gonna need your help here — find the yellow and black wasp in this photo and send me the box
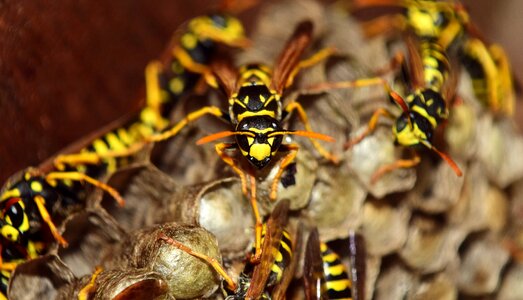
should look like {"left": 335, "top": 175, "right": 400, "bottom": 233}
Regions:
{"left": 53, "top": 13, "right": 250, "bottom": 176}
{"left": 159, "top": 199, "right": 300, "bottom": 300}
{"left": 313, "top": 33, "right": 462, "bottom": 182}
{"left": 146, "top": 20, "right": 336, "bottom": 260}
{"left": 0, "top": 12, "right": 250, "bottom": 298}
{"left": 350, "top": 0, "right": 515, "bottom": 116}
{"left": 303, "top": 229, "right": 366, "bottom": 300}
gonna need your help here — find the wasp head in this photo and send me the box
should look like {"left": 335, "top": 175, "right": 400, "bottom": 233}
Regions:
{"left": 236, "top": 116, "right": 283, "bottom": 169}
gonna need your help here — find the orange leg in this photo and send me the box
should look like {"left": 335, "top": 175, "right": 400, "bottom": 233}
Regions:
{"left": 270, "top": 144, "right": 299, "bottom": 201}
{"left": 285, "top": 47, "right": 338, "bottom": 88}
{"left": 146, "top": 106, "right": 224, "bottom": 143}
{"left": 213, "top": 143, "right": 264, "bottom": 264}
{"left": 215, "top": 143, "right": 248, "bottom": 196}
{"left": 370, "top": 151, "right": 421, "bottom": 184}
{"left": 158, "top": 233, "right": 237, "bottom": 291}
{"left": 344, "top": 108, "right": 394, "bottom": 149}
{"left": 53, "top": 141, "right": 146, "bottom": 171}
{"left": 33, "top": 195, "right": 68, "bottom": 247}
{"left": 45, "top": 172, "right": 125, "bottom": 207}
{"left": 284, "top": 102, "right": 338, "bottom": 164}
{"left": 249, "top": 174, "right": 264, "bottom": 264}
{"left": 77, "top": 267, "right": 103, "bottom": 300}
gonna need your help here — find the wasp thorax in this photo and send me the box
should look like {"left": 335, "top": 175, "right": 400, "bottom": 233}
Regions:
{"left": 236, "top": 116, "right": 283, "bottom": 169}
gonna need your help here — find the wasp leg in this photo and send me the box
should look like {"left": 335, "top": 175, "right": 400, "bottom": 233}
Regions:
{"left": 53, "top": 141, "right": 146, "bottom": 171}
{"left": 285, "top": 47, "right": 337, "bottom": 89}
{"left": 270, "top": 144, "right": 299, "bottom": 201}
{"left": 45, "top": 171, "right": 125, "bottom": 207}
{"left": 0, "top": 262, "right": 18, "bottom": 272}
{"left": 489, "top": 44, "right": 515, "bottom": 115}
{"left": 33, "top": 195, "right": 68, "bottom": 247}
{"left": 214, "top": 143, "right": 264, "bottom": 264}
{"left": 344, "top": 107, "right": 395, "bottom": 149}
{"left": 248, "top": 174, "right": 264, "bottom": 264}
{"left": 462, "top": 38, "right": 500, "bottom": 113}
{"left": 158, "top": 233, "right": 237, "bottom": 291}
{"left": 284, "top": 102, "right": 338, "bottom": 163}
{"left": 436, "top": 17, "right": 462, "bottom": 49}
{"left": 146, "top": 106, "right": 224, "bottom": 143}
{"left": 305, "top": 75, "right": 394, "bottom": 96}
{"left": 215, "top": 143, "right": 248, "bottom": 195}
{"left": 370, "top": 151, "right": 421, "bottom": 184}
{"left": 77, "top": 267, "right": 103, "bottom": 300}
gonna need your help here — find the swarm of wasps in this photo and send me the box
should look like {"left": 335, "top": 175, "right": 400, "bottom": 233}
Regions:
{"left": 2, "top": 0, "right": 523, "bottom": 299}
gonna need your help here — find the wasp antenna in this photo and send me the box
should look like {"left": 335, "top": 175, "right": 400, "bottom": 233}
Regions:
{"left": 422, "top": 141, "right": 463, "bottom": 177}
{"left": 196, "top": 130, "right": 255, "bottom": 145}
{"left": 389, "top": 90, "right": 409, "bottom": 113}
{"left": 269, "top": 130, "right": 335, "bottom": 142}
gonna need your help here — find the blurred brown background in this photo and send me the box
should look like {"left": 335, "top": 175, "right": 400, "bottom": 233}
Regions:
{"left": 0, "top": 0, "right": 521, "bottom": 183}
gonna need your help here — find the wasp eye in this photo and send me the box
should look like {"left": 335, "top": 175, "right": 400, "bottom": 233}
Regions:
{"left": 5, "top": 201, "right": 25, "bottom": 228}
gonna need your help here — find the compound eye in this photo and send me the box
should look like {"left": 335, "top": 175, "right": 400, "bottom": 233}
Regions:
{"left": 5, "top": 200, "right": 25, "bottom": 229}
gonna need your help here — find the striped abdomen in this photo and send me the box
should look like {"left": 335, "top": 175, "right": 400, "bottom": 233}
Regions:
{"left": 320, "top": 242, "right": 352, "bottom": 300}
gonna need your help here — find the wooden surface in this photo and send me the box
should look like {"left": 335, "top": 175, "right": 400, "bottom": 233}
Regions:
{"left": 0, "top": 0, "right": 216, "bottom": 182}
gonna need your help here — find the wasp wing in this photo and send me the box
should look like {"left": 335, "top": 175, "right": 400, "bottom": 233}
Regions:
{"left": 245, "top": 199, "right": 290, "bottom": 299}
{"left": 271, "top": 223, "right": 303, "bottom": 300}
{"left": 271, "top": 21, "right": 314, "bottom": 95}
{"left": 210, "top": 55, "right": 239, "bottom": 98}
{"left": 348, "top": 232, "right": 367, "bottom": 300}
{"left": 403, "top": 33, "right": 426, "bottom": 90}
{"left": 303, "top": 228, "right": 325, "bottom": 300}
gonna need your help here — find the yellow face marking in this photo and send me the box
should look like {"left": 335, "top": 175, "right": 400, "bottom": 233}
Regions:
{"left": 1, "top": 225, "right": 20, "bottom": 242}
{"left": 249, "top": 143, "right": 271, "bottom": 161}
{"left": 394, "top": 121, "right": 428, "bottom": 146}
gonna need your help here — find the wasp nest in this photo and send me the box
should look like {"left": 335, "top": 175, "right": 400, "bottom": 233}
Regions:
{"left": 8, "top": 0, "right": 523, "bottom": 299}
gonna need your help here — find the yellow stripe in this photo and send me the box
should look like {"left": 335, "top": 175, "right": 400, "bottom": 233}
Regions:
{"left": 237, "top": 110, "right": 276, "bottom": 120}
{"left": 271, "top": 263, "right": 283, "bottom": 281}
{"left": 324, "top": 264, "right": 347, "bottom": 277}
{"left": 105, "top": 132, "right": 126, "bottom": 151}
{"left": 326, "top": 279, "right": 352, "bottom": 291}
{"left": 323, "top": 252, "right": 338, "bottom": 263}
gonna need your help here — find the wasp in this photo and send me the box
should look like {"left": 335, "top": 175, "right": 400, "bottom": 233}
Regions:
{"left": 313, "top": 33, "right": 462, "bottom": 182}
{"left": 146, "top": 20, "right": 336, "bottom": 260}
{"left": 0, "top": 239, "right": 37, "bottom": 300}
{"left": 0, "top": 13, "right": 250, "bottom": 297}
{"left": 303, "top": 229, "right": 366, "bottom": 300}
{"left": 159, "top": 199, "right": 300, "bottom": 299}
{"left": 350, "top": 0, "right": 515, "bottom": 116}
{"left": 52, "top": 13, "right": 250, "bottom": 176}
